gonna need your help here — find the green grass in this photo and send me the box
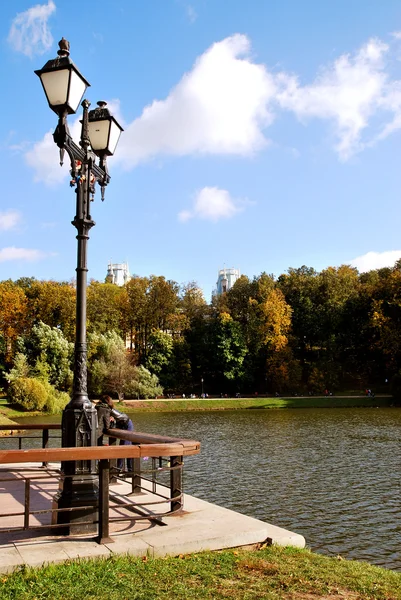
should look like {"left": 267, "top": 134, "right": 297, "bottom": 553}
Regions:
{"left": 123, "top": 395, "right": 393, "bottom": 412}
{"left": 1, "top": 545, "right": 401, "bottom": 599}
{"left": 0, "top": 397, "right": 44, "bottom": 419}
{"left": 0, "top": 395, "right": 394, "bottom": 420}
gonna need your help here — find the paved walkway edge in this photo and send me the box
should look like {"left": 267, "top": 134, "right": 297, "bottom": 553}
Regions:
{"left": 0, "top": 492, "right": 305, "bottom": 572}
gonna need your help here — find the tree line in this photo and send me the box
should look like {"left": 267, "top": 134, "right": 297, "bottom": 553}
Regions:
{"left": 1, "top": 261, "right": 401, "bottom": 405}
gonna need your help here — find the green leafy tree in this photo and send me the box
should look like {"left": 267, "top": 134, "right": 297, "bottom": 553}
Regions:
{"left": 92, "top": 345, "right": 136, "bottom": 400}
{"left": 18, "top": 322, "right": 73, "bottom": 391}
{"left": 8, "top": 377, "right": 69, "bottom": 413}
{"left": 124, "top": 366, "right": 163, "bottom": 399}
{"left": 88, "top": 331, "right": 128, "bottom": 398}
{"left": 210, "top": 312, "right": 248, "bottom": 387}
{"left": 6, "top": 352, "right": 30, "bottom": 382}
{"left": 145, "top": 330, "right": 174, "bottom": 377}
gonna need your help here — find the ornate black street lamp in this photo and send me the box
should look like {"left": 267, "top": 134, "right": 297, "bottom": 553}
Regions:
{"left": 35, "top": 38, "right": 123, "bottom": 532}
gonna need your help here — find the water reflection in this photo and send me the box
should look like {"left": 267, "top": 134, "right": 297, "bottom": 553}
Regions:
{"left": 10, "top": 407, "right": 401, "bottom": 570}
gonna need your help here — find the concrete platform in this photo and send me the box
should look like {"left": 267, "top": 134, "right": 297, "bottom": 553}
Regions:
{"left": 0, "top": 464, "right": 305, "bottom": 573}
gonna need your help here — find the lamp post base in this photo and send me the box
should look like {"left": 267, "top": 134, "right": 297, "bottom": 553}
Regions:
{"left": 54, "top": 403, "right": 99, "bottom": 534}
{"left": 53, "top": 477, "right": 99, "bottom": 534}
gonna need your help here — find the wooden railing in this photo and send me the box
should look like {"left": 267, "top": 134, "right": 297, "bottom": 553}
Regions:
{"left": 0, "top": 424, "right": 200, "bottom": 543}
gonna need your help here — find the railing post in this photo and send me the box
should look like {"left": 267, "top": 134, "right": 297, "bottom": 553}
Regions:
{"left": 42, "top": 427, "right": 49, "bottom": 467}
{"left": 24, "top": 479, "right": 30, "bottom": 529}
{"left": 170, "top": 455, "right": 183, "bottom": 512}
{"left": 131, "top": 457, "right": 141, "bottom": 494}
{"left": 108, "top": 436, "right": 117, "bottom": 483}
{"left": 97, "top": 459, "right": 113, "bottom": 544}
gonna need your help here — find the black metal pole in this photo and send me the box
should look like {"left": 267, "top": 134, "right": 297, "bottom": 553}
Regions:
{"left": 55, "top": 100, "right": 99, "bottom": 534}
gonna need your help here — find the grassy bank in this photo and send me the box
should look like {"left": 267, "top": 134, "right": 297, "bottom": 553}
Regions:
{"left": 0, "top": 398, "right": 22, "bottom": 434}
{"left": 0, "top": 395, "right": 395, "bottom": 420}
{"left": 0, "top": 397, "right": 44, "bottom": 420}
{"left": 2, "top": 545, "right": 401, "bottom": 599}
{"left": 122, "top": 395, "right": 394, "bottom": 412}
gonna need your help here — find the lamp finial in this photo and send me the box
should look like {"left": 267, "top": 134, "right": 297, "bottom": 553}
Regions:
{"left": 57, "top": 38, "right": 70, "bottom": 57}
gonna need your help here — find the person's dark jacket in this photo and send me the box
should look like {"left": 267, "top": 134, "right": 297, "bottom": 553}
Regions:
{"left": 95, "top": 400, "right": 112, "bottom": 445}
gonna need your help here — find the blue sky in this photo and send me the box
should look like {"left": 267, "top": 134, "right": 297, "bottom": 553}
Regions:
{"left": 2, "top": 0, "right": 401, "bottom": 300}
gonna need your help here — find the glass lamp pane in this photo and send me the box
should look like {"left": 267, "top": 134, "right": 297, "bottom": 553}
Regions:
{"left": 68, "top": 70, "right": 87, "bottom": 113}
{"left": 40, "top": 69, "right": 70, "bottom": 107}
{"left": 88, "top": 120, "right": 110, "bottom": 151}
{"left": 108, "top": 120, "right": 122, "bottom": 155}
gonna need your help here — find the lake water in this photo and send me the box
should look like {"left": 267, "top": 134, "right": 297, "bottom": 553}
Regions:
{"left": 10, "top": 407, "right": 401, "bottom": 571}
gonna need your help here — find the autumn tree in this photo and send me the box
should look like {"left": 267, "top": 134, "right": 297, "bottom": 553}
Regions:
{"left": 181, "top": 282, "right": 207, "bottom": 321}
{"left": 24, "top": 280, "right": 76, "bottom": 341}
{"left": 87, "top": 280, "right": 124, "bottom": 335}
{"left": 123, "top": 277, "right": 149, "bottom": 358}
{"left": 0, "top": 281, "right": 28, "bottom": 364}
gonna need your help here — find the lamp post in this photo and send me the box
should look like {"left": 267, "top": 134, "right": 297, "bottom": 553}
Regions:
{"left": 35, "top": 38, "right": 123, "bottom": 532}
{"left": 201, "top": 378, "right": 204, "bottom": 397}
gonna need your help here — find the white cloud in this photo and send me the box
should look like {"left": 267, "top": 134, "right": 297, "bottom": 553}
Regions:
{"left": 179, "top": 187, "right": 246, "bottom": 222}
{"left": 277, "top": 38, "right": 389, "bottom": 160}
{"left": 25, "top": 131, "right": 70, "bottom": 186}
{"left": 349, "top": 250, "right": 401, "bottom": 272}
{"left": 0, "top": 247, "right": 50, "bottom": 263}
{"left": 26, "top": 33, "right": 401, "bottom": 182}
{"left": 0, "top": 211, "right": 21, "bottom": 231}
{"left": 25, "top": 117, "right": 82, "bottom": 186}
{"left": 24, "top": 103, "right": 123, "bottom": 186}
{"left": 117, "top": 34, "right": 276, "bottom": 168}
{"left": 8, "top": 0, "right": 56, "bottom": 57}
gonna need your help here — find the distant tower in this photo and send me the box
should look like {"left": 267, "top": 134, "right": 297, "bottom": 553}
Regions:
{"left": 106, "top": 261, "right": 131, "bottom": 286}
{"left": 213, "top": 267, "right": 240, "bottom": 296}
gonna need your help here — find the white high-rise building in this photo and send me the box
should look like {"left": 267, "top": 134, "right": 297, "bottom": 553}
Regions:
{"left": 213, "top": 267, "right": 240, "bottom": 296}
{"left": 106, "top": 262, "right": 131, "bottom": 286}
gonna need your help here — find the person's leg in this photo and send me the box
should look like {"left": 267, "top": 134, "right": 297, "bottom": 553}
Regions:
{"left": 126, "top": 420, "right": 134, "bottom": 472}
{"left": 117, "top": 439, "right": 127, "bottom": 470}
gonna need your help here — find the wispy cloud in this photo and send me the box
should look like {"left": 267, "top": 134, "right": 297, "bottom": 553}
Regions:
{"left": 0, "top": 247, "right": 51, "bottom": 263}
{"left": 350, "top": 250, "right": 401, "bottom": 272}
{"left": 186, "top": 5, "right": 198, "bottom": 23}
{"left": 25, "top": 117, "right": 82, "bottom": 186}
{"left": 24, "top": 104, "right": 122, "bottom": 186}
{"left": 277, "top": 38, "right": 389, "bottom": 160}
{"left": 8, "top": 0, "right": 56, "bottom": 57}
{"left": 25, "top": 131, "right": 70, "bottom": 186}
{"left": 40, "top": 221, "right": 57, "bottom": 229}
{"left": 179, "top": 187, "right": 248, "bottom": 222}
{"left": 0, "top": 211, "right": 22, "bottom": 231}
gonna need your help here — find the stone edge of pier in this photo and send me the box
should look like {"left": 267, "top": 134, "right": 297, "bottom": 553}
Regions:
{"left": 0, "top": 484, "right": 305, "bottom": 573}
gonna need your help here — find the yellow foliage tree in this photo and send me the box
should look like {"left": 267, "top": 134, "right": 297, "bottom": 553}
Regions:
{"left": 259, "top": 288, "right": 292, "bottom": 352}
{"left": 0, "top": 282, "right": 28, "bottom": 362}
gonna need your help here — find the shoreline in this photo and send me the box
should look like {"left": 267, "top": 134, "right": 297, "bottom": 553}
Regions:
{"left": 0, "top": 395, "right": 396, "bottom": 421}
{"left": 121, "top": 395, "right": 395, "bottom": 412}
